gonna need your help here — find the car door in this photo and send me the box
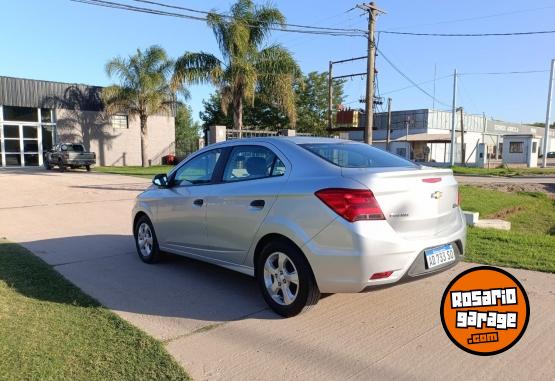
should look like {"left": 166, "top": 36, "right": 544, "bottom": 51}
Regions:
{"left": 155, "top": 148, "right": 224, "bottom": 257}
{"left": 203, "top": 144, "right": 289, "bottom": 264}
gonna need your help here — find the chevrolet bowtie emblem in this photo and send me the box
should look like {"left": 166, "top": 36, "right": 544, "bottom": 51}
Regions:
{"left": 431, "top": 191, "right": 443, "bottom": 199}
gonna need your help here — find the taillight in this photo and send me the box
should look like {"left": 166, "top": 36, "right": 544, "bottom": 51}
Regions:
{"left": 315, "top": 188, "right": 385, "bottom": 222}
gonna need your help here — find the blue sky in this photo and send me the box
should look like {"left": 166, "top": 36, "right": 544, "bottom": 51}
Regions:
{"left": 1, "top": 0, "right": 555, "bottom": 124}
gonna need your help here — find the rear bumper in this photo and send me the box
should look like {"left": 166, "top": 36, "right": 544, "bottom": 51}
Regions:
{"left": 65, "top": 159, "right": 96, "bottom": 166}
{"left": 301, "top": 208, "right": 467, "bottom": 293}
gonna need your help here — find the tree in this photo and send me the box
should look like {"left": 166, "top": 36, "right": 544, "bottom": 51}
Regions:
{"left": 172, "top": 0, "right": 300, "bottom": 136}
{"left": 175, "top": 104, "right": 201, "bottom": 154}
{"left": 295, "top": 71, "right": 345, "bottom": 136}
{"left": 199, "top": 71, "right": 345, "bottom": 134}
{"left": 199, "top": 93, "right": 288, "bottom": 130}
{"left": 103, "top": 45, "right": 184, "bottom": 167}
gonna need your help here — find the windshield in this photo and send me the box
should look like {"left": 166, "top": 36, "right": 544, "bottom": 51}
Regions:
{"left": 301, "top": 143, "right": 417, "bottom": 168}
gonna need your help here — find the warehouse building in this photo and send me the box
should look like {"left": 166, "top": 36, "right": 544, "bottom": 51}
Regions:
{"left": 336, "top": 108, "right": 555, "bottom": 166}
{"left": 0, "top": 76, "right": 175, "bottom": 167}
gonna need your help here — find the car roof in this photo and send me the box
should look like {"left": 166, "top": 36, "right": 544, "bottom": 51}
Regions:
{"left": 207, "top": 136, "right": 351, "bottom": 149}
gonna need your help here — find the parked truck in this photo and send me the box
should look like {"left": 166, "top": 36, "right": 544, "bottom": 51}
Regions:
{"left": 44, "top": 143, "right": 96, "bottom": 172}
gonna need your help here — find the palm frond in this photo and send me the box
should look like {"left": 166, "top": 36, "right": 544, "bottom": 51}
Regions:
{"left": 172, "top": 52, "right": 223, "bottom": 89}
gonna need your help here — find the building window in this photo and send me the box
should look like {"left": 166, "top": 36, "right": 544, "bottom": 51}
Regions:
{"left": 532, "top": 142, "right": 537, "bottom": 154}
{"left": 396, "top": 148, "right": 407, "bottom": 158}
{"left": 3, "top": 106, "right": 38, "bottom": 122}
{"left": 111, "top": 114, "right": 128, "bottom": 129}
{"left": 509, "top": 142, "right": 523, "bottom": 153}
{"left": 41, "top": 108, "right": 53, "bottom": 123}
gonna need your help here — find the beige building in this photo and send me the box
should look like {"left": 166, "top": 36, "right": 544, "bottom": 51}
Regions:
{"left": 0, "top": 76, "right": 175, "bottom": 167}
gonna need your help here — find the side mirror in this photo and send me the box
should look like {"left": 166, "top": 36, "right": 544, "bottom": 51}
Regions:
{"left": 153, "top": 173, "right": 169, "bottom": 188}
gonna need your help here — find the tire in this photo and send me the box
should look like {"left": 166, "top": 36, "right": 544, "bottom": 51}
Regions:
{"left": 58, "top": 159, "right": 65, "bottom": 172}
{"left": 134, "top": 215, "right": 162, "bottom": 264}
{"left": 44, "top": 160, "right": 52, "bottom": 170}
{"left": 256, "top": 239, "right": 320, "bottom": 317}
{"left": 85, "top": 165, "right": 91, "bottom": 172}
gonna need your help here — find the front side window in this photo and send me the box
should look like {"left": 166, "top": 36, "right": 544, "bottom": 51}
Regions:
{"left": 222, "top": 146, "right": 284, "bottom": 182}
{"left": 509, "top": 142, "right": 523, "bottom": 153}
{"left": 173, "top": 149, "right": 222, "bottom": 186}
{"left": 302, "top": 143, "right": 417, "bottom": 168}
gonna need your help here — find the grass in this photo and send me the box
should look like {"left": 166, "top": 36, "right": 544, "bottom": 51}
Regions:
{"left": 94, "top": 165, "right": 173, "bottom": 178}
{"left": 465, "top": 228, "right": 555, "bottom": 273}
{"left": 460, "top": 185, "right": 555, "bottom": 272}
{"left": 460, "top": 185, "right": 555, "bottom": 235}
{"left": 0, "top": 240, "right": 189, "bottom": 381}
{"left": 452, "top": 166, "right": 555, "bottom": 177}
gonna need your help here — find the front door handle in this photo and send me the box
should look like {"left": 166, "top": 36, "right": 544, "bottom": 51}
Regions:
{"left": 193, "top": 199, "right": 204, "bottom": 206}
{"left": 250, "top": 200, "right": 265, "bottom": 208}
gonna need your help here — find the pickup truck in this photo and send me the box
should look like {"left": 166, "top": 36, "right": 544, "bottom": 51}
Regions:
{"left": 44, "top": 143, "right": 96, "bottom": 172}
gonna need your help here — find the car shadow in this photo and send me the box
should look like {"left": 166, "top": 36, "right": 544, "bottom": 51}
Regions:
{"left": 11, "top": 234, "right": 282, "bottom": 323}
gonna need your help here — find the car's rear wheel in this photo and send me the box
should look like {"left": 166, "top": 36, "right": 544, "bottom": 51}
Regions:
{"left": 256, "top": 239, "right": 320, "bottom": 317}
{"left": 134, "top": 216, "right": 162, "bottom": 264}
{"left": 85, "top": 165, "right": 91, "bottom": 172}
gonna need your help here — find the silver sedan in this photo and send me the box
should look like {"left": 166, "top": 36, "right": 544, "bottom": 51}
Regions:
{"left": 132, "top": 137, "right": 466, "bottom": 317}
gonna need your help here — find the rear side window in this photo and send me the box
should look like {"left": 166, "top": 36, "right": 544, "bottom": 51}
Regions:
{"left": 61, "top": 144, "right": 85, "bottom": 152}
{"left": 223, "top": 145, "right": 285, "bottom": 182}
{"left": 301, "top": 143, "right": 417, "bottom": 168}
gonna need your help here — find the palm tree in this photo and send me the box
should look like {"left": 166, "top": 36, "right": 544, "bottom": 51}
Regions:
{"left": 103, "top": 45, "right": 183, "bottom": 167}
{"left": 172, "top": 0, "right": 300, "bottom": 135}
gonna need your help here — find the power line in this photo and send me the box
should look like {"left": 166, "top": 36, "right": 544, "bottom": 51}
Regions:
{"left": 458, "top": 69, "right": 550, "bottom": 76}
{"left": 385, "top": 4, "right": 555, "bottom": 31}
{"left": 70, "top": 0, "right": 367, "bottom": 36}
{"left": 375, "top": 47, "right": 450, "bottom": 107}
{"left": 378, "top": 29, "right": 555, "bottom": 37}
{"left": 132, "top": 0, "right": 367, "bottom": 33}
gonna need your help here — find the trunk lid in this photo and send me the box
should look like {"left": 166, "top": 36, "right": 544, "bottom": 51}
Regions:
{"left": 342, "top": 166, "right": 460, "bottom": 238}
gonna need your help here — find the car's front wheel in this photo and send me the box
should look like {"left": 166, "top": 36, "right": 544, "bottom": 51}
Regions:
{"left": 134, "top": 216, "right": 162, "bottom": 263}
{"left": 256, "top": 239, "right": 320, "bottom": 317}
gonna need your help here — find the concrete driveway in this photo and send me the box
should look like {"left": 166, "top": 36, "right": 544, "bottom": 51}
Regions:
{"left": 1, "top": 169, "right": 554, "bottom": 380}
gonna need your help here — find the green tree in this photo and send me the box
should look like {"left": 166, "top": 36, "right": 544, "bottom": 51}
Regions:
{"left": 175, "top": 104, "right": 201, "bottom": 154}
{"left": 295, "top": 71, "right": 345, "bottom": 136}
{"left": 172, "top": 0, "right": 300, "bottom": 136}
{"left": 199, "top": 93, "right": 288, "bottom": 130}
{"left": 103, "top": 45, "right": 184, "bottom": 167}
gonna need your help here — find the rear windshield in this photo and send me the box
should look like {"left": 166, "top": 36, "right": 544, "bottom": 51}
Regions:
{"left": 301, "top": 143, "right": 417, "bottom": 168}
{"left": 61, "top": 144, "right": 85, "bottom": 152}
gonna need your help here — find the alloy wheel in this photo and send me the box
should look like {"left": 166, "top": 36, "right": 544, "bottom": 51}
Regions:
{"left": 263, "top": 252, "right": 299, "bottom": 306}
{"left": 137, "top": 222, "right": 154, "bottom": 258}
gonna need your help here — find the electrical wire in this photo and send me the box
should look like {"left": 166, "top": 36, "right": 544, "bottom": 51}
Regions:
{"left": 376, "top": 47, "right": 451, "bottom": 107}
{"left": 70, "top": 0, "right": 368, "bottom": 37}
{"left": 378, "top": 29, "right": 555, "bottom": 37}
{"left": 384, "top": 4, "right": 555, "bottom": 31}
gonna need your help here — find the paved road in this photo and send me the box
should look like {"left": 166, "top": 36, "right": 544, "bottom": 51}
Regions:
{"left": 1, "top": 169, "right": 554, "bottom": 380}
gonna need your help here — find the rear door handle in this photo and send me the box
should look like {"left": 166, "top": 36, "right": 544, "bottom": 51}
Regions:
{"left": 250, "top": 200, "right": 265, "bottom": 208}
{"left": 193, "top": 199, "right": 204, "bottom": 206}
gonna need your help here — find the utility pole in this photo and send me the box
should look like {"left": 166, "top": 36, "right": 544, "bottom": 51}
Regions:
{"left": 450, "top": 69, "right": 457, "bottom": 166}
{"left": 459, "top": 107, "right": 465, "bottom": 165}
{"left": 386, "top": 97, "right": 392, "bottom": 151}
{"left": 357, "top": 2, "right": 385, "bottom": 145}
{"left": 328, "top": 61, "right": 333, "bottom": 130}
{"left": 542, "top": 59, "right": 555, "bottom": 168}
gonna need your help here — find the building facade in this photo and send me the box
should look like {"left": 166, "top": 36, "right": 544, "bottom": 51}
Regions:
{"left": 0, "top": 76, "right": 175, "bottom": 167}
{"left": 337, "top": 108, "right": 555, "bottom": 165}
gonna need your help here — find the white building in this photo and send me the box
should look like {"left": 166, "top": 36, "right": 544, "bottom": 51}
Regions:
{"left": 337, "top": 109, "right": 555, "bottom": 166}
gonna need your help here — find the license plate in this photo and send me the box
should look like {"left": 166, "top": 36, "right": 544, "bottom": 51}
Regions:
{"left": 425, "top": 244, "right": 455, "bottom": 269}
